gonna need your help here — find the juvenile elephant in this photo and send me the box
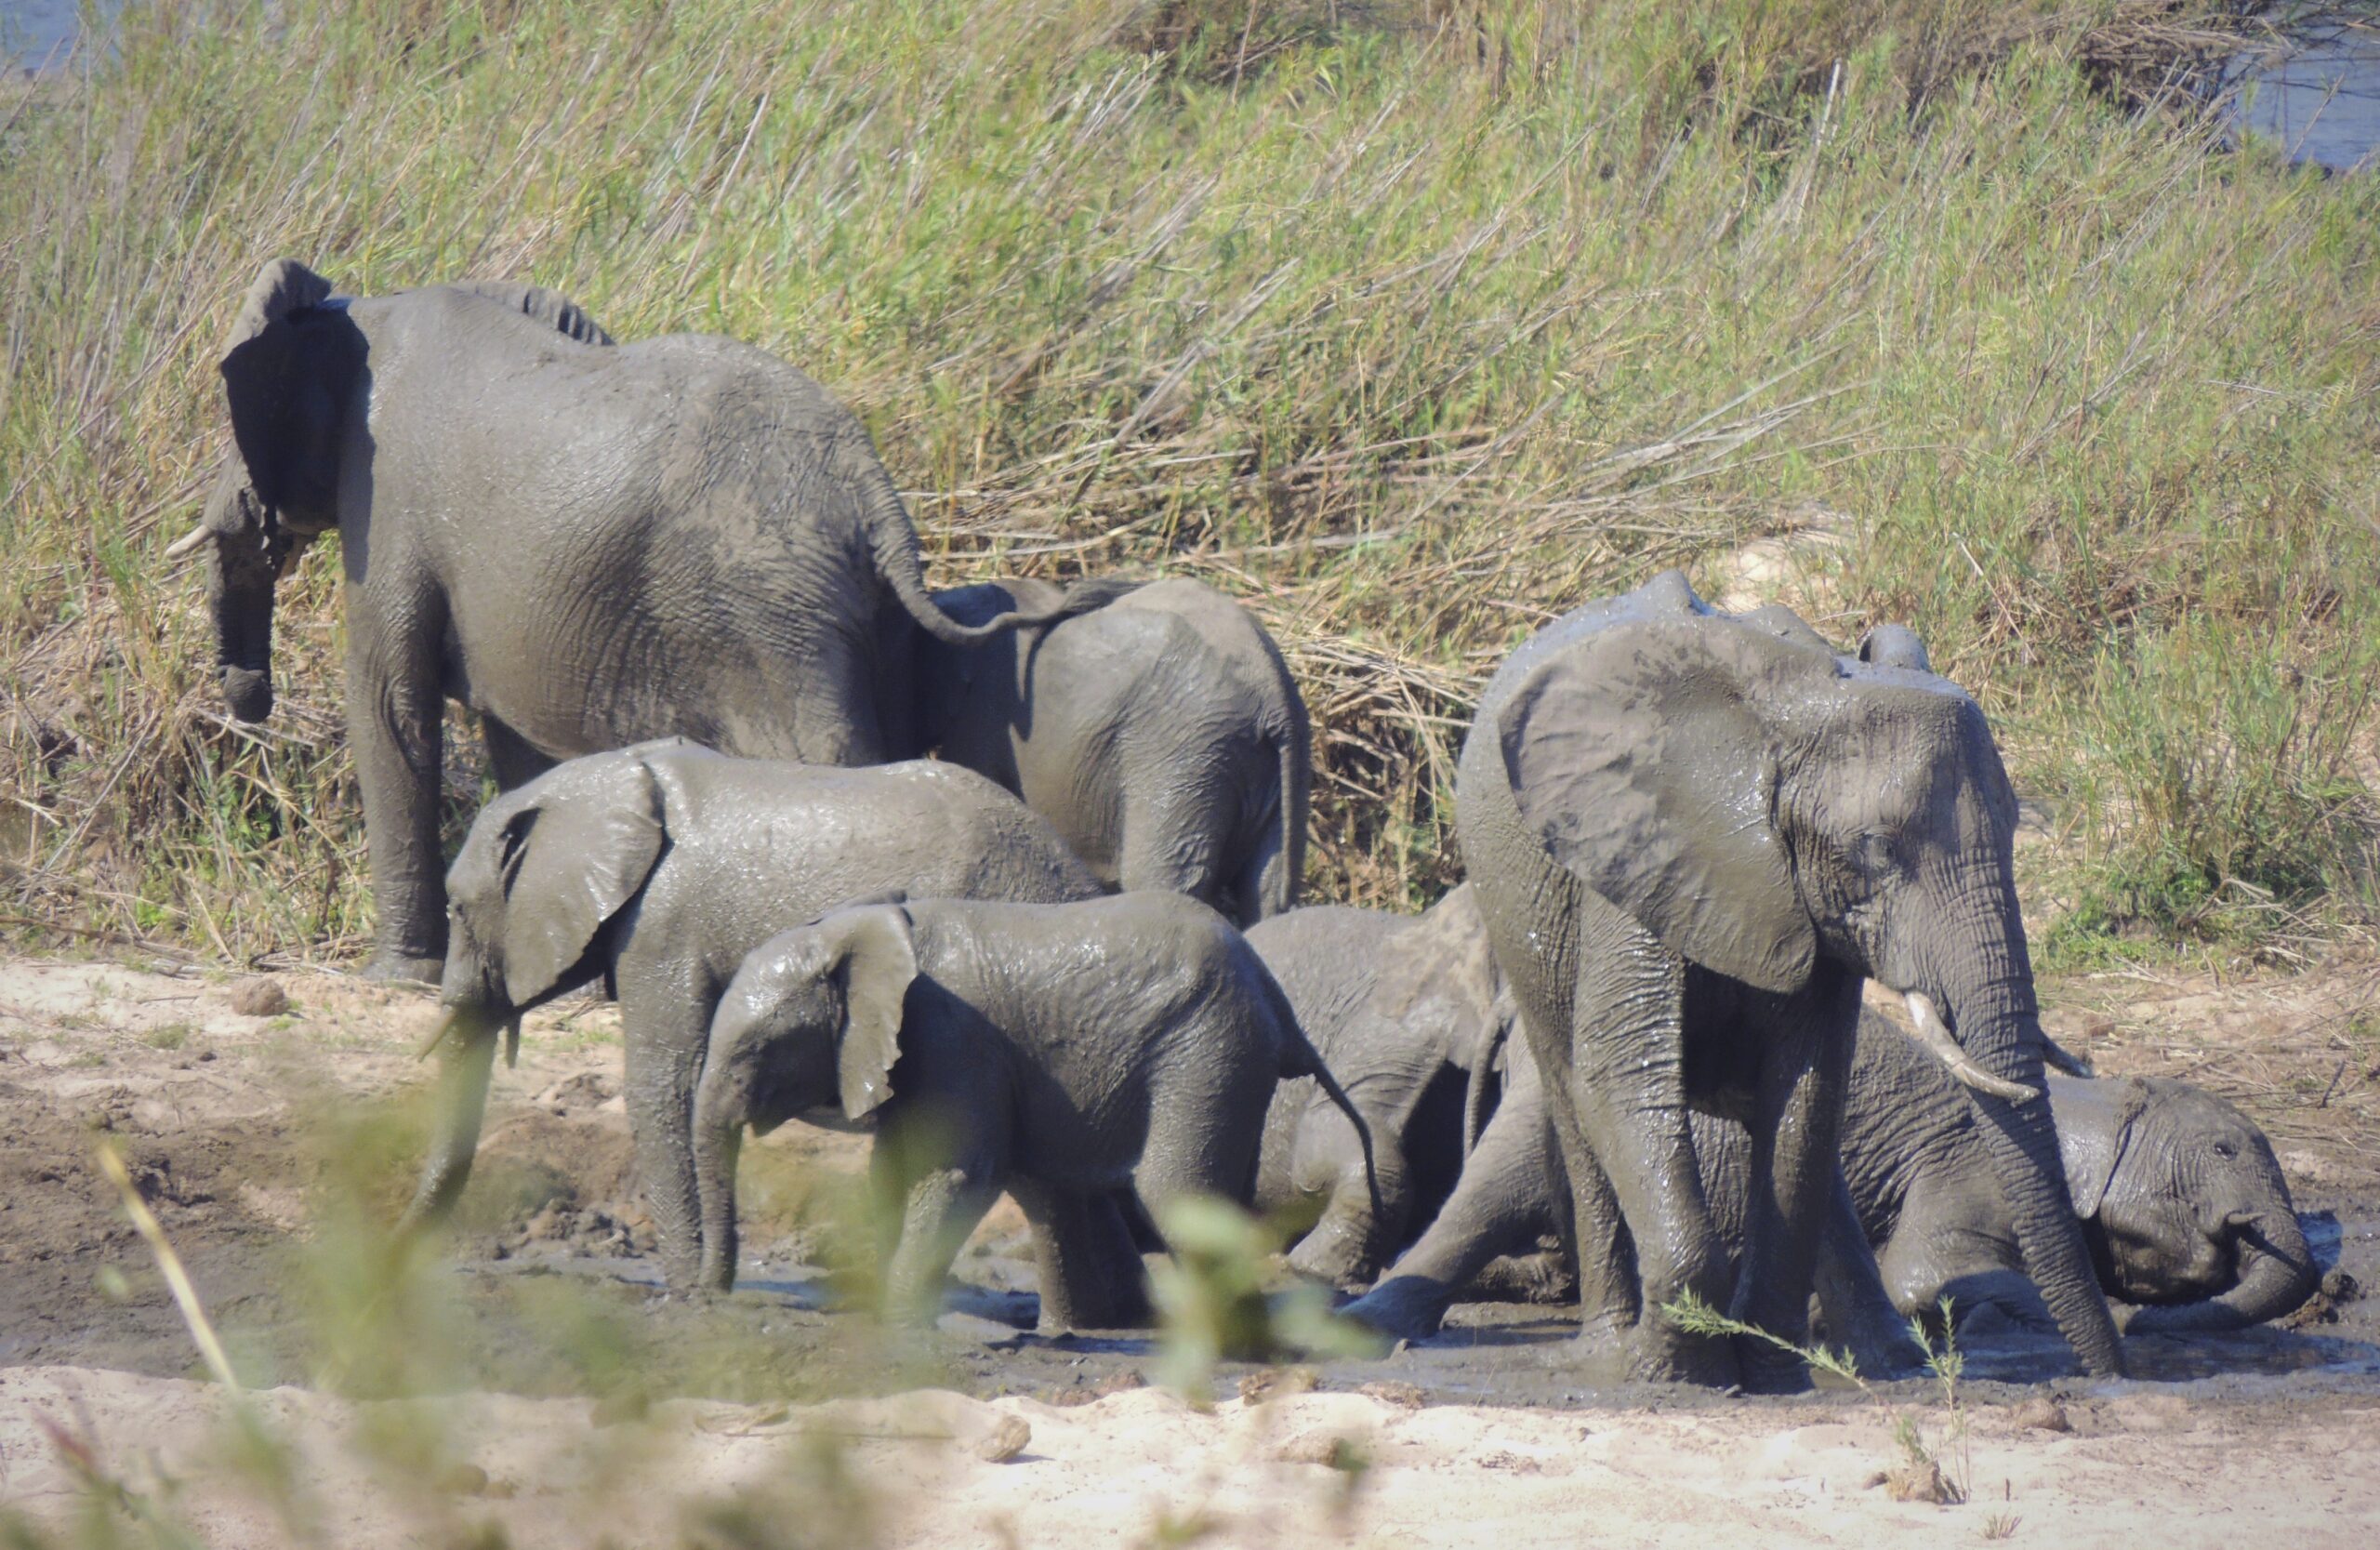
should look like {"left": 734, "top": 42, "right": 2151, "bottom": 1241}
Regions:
{"left": 171, "top": 259, "right": 1089, "bottom": 983}
{"left": 1417, "top": 570, "right": 2122, "bottom": 1385}
{"left": 403, "top": 742, "right": 1102, "bottom": 1290}
{"left": 696, "top": 894, "right": 1373, "bottom": 1330}
{"left": 918, "top": 577, "right": 1311, "bottom": 925}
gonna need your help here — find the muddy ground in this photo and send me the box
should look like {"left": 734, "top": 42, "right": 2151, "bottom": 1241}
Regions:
{"left": 2, "top": 948, "right": 2376, "bottom": 1544}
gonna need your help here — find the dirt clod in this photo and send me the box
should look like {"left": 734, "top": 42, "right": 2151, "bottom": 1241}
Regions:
{"left": 1239, "top": 1366, "right": 1318, "bottom": 1403}
{"left": 1275, "top": 1429, "right": 1358, "bottom": 1466}
{"left": 967, "top": 1414, "right": 1032, "bottom": 1463}
{"left": 1356, "top": 1381, "right": 1425, "bottom": 1411}
{"left": 1045, "top": 1370, "right": 1144, "bottom": 1408}
{"left": 228, "top": 978, "right": 288, "bottom": 1017}
{"left": 2014, "top": 1397, "right": 2070, "bottom": 1433}
{"left": 437, "top": 1462, "right": 491, "bottom": 1496}
{"left": 1884, "top": 1457, "right": 1961, "bottom": 1504}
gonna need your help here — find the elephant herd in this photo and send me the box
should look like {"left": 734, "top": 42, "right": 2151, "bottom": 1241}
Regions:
{"left": 170, "top": 259, "right": 2317, "bottom": 1391}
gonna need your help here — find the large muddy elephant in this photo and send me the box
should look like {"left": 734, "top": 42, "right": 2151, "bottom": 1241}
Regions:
{"left": 403, "top": 741, "right": 1102, "bottom": 1290}
{"left": 1414, "top": 570, "right": 2122, "bottom": 1385}
{"left": 1259, "top": 894, "right": 2314, "bottom": 1352}
{"left": 917, "top": 577, "right": 1311, "bottom": 926}
{"left": 697, "top": 894, "right": 1372, "bottom": 1327}
{"left": 171, "top": 259, "right": 1091, "bottom": 983}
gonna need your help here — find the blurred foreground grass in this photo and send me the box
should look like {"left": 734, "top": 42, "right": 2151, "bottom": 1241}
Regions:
{"left": 3, "top": 0, "right": 2376, "bottom": 964}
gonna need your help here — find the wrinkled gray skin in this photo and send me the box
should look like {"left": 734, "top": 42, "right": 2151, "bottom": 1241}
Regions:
{"left": 1806, "top": 1016, "right": 2317, "bottom": 1336}
{"left": 1259, "top": 896, "right": 2311, "bottom": 1350}
{"left": 183, "top": 259, "right": 1087, "bottom": 984}
{"left": 1251, "top": 892, "right": 1928, "bottom": 1380}
{"left": 1404, "top": 570, "right": 2122, "bottom": 1386}
{"left": 915, "top": 577, "right": 1311, "bottom": 926}
{"left": 403, "top": 742, "right": 1102, "bottom": 1292}
{"left": 698, "top": 893, "right": 1373, "bottom": 1330}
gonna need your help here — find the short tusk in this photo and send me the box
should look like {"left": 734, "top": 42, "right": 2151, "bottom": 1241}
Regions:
{"left": 415, "top": 1007, "right": 463, "bottom": 1060}
{"left": 1905, "top": 990, "right": 2039, "bottom": 1104}
{"left": 2040, "top": 1033, "right": 2095, "bottom": 1078}
{"left": 163, "top": 523, "right": 211, "bottom": 560}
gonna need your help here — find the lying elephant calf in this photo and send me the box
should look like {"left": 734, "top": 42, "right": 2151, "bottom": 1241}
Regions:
{"left": 1256, "top": 891, "right": 2319, "bottom": 1347}
{"left": 696, "top": 893, "right": 1375, "bottom": 1330}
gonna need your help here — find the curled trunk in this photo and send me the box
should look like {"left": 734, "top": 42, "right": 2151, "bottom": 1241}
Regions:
{"left": 2127, "top": 1210, "right": 2318, "bottom": 1332}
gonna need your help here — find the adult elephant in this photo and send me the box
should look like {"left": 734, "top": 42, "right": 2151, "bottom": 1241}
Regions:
{"left": 168, "top": 258, "right": 1090, "bottom": 983}
{"left": 1433, "top": 570, "right": 2122, "bottom": 1386}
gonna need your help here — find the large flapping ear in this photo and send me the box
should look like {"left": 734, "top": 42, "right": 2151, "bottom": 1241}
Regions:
{"left": 826, "top": 904, "right": 920, "bottom": 1120}
{"left": 496, "top": 755, "right": 667, "bottom": 1007}
{"left": 2050, "top": 1074, "right": 2147, "bottom": 1220}
{"left": 1498, "top": 614, "right": 1823, "bottom": 994}
{"left": 217, "top": 259, "right": 337, "bottom": 513}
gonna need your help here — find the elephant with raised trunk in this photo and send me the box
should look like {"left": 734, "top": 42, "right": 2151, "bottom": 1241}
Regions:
{"left": 1419, "top": 570, "right": 2122, "bottom": 1386}
{"left": 917, "top": 576, "right": 1311, "bottom": 926}
{"left": 402, "top": 741, "right": 1102, "bottom": 1291}
{"left": 696, "top": 894, "right": 1374, "bottom": 1329}
{"left": 172, "top": 259, "right": 1095, "bottom": 983}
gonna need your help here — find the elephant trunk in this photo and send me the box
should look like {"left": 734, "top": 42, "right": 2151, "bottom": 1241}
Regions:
{"left": 204, "top": 526, "right": 278, "bottom": 723}
{"left": 396, "top": 1006, "right": 504, "bottom": 1232}
{"left": 1928, "top": 907, "right": 2126, "bottom": 1377}
{"left": 2127, "top": 1208, "right": 2318, "bottom": 1333}
{"left": 692, "top": 1075, "right": 745, "bottom": 1293}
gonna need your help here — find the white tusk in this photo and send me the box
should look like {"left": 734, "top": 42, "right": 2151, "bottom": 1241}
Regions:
{"left": 1905, "top": 990, "right": 2038, "bottom": 1104}
{"left": 163, "top": 524, "right": 211, "bottom": 560}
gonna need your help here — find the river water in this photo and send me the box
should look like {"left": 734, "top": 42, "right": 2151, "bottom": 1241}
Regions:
{"left": 3, "top": 3, "right": 2377, "bottom": 162}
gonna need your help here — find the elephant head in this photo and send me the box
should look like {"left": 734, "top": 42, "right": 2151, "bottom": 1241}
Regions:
{"left": 167, "top": 261, "right": 613, "bottom": 722}
{"left": 165, "top": 259, "right": 356, "bottom": 722}
{"left": 695, "top": 906, "right": 919, "bottom": 1289}
{"left": 2056, "top": 1073, "right": 2318, "bottom": 1331}
{"left": 402, "top": 746, "right": 674, "bottom": 1226}
{"left": 1489, "top": 573, "right": 2122, "bottom": 1374}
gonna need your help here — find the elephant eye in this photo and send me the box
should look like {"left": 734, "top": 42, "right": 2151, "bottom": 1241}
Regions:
{"left": 2213, "top": 1141, "right": 2237, "bottom": 1160}
{"left": 1857, "top": 831, "right": 1898, "bottom": 872}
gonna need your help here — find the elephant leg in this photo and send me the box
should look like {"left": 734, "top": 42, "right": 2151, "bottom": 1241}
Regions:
{"left": 350, "top": 609, "right": 450, "bottom": 983}
{"left": 879, "top": 1160, "right": 1001, "bottom": 1325}
{"left": 1011, "top": 1180, "right": 1146, "bottom": 1333}
{"left": 1554, "top": 926, "right": 1735, "bottom": 1384}
{"left": 1726, "top": 978, "right": 1858, "bottom": 1394}
{"left": 481, "top": 712, "right": 557, "bottom": 792}
{"left": 1813, "top": 1167, "right": 1929, "bottom": 1380}
{"left": 1116, "top": 796, "right": 1229, "bottom": 918}
{"left": 1284, "top": 1100, "right": 1411, "bottom": 1291}
{"left": 1343, "top": 1080, "right": 1569, "bottom": 1342}
{"left": 619, "top": 962, "right": 719, "bottom": 1292}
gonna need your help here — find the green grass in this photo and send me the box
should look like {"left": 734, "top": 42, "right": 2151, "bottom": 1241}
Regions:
{"left": 3, "top": 0, "right": 2375, "bottom": 965}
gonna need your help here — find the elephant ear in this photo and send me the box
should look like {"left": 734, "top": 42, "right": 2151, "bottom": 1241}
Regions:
{"left": 217, "top": 259, "right": 344, "bottom": 521}
{"left": 2051, "top": 1075, "right": 2148, "bottom": 1220}
{"left": 826, "top": 905, "right": 920, "bottom": 1121}
{"left": 497, "top": 755, "right": 667, "bottom": 1007}
{"left": 1499, "top": 616, "right": 1820, "bottom": 993}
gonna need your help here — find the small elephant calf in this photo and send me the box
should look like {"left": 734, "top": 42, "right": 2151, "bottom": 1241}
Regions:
{"left": 695, "top": 892, "right": 1372, "bottom": 1331}
{"left": 919, "top": 577, "right": 1311, "bottom": 926}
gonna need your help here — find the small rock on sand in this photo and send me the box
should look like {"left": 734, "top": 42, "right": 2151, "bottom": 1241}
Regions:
{"left": 2014, "top": 1397, "right": 2071, "bottom": 1433}
{"left": 228, "top": 977, "right": 289, "bottom": 1017}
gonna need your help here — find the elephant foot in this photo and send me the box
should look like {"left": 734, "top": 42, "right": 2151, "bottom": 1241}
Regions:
{"left": 1621, "top": 1327, "right": 1741, "bottom": 1389}
{"left": 1286, "top": 1224, "right": 1377, "bottom": 1292}
{"left": 1735, "top": 1334, "right": 1814, "bottom": 1395}
{"left": 1339, "top": 1275, "right": 1455, "bottom": 1343}
{"left": 363, "top": 951, "right": 445, "bottom": 987}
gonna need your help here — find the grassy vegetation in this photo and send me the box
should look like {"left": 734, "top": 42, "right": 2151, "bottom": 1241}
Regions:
{"left": 3, "top": 0, "right": 2376, "bottom": 968}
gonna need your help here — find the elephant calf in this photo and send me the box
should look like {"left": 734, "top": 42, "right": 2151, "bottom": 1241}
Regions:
{"left": 1256, "top": 893, "right": 2317, "bottom": 1347}
{"left": 918, "top": 577, "right": 1310, "bottom": 926}
{"left": 403, "top": 741, "right": 1103, "bottom": 1290}
{"left": 697, "top": 893, "right": 1373, "bottom": 1330}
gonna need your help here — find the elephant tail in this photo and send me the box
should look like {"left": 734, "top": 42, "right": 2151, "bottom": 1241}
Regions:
{"left": 396, "top": 1009, "right": 510, "bottom": 1234}
{"left": 1258, "top": 966, "right": 1382, "bottom": 1228}
{"left": 858, "top": 463, "right": 1137, "bottom": 644}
